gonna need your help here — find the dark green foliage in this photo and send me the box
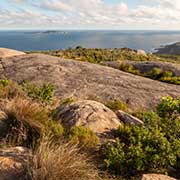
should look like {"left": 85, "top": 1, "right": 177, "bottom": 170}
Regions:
{"left": 157, "top": 96, "right": 180, "bottom": 118}
{"left": 103, "top": 97, "right": 180, "bottom": 178}
{"left": 104, "top": 126, "right": 174, "bottom": 176}
{"left": 22, "top": 82, "right": 55, "bottom": 103}
{"left": 145, "top": 67, "right": 162, "bottom": 79}
{"left": 105, "top": 99, "right": 127, "bottom": 111}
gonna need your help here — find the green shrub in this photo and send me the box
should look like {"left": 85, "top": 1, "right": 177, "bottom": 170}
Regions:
{"left": 45, "top": 120, "right": 64, "bottom": 139}
{"left": 105, "top": 99, "right": 127, "bottom": 111}
{"left": 104, "top": 125, "right": 174, "bottom": 176}
{"left": 157, "top": 96, "right": 180, "bottom": 118}
{"left": 160, "top": 76, "right": 180, "bottom": 85}
{"left": 162, "top": 71, "right": 174, "bottom": 77}
{"left": 67, "top": 126, "right": 99, "bottom": 149}
{"left": 103, "top": 96, "right": 180, "bottom": 178}
{"left": 22, "top": 82, "right": 55, "bottom": 103}
{"left": 119, "top": 63, "right": 140, "bottom": 75}
{"left": 145, "top": 67, "right": 162, "bottom": 79}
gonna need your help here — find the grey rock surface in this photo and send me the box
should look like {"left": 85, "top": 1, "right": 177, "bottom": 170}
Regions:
{"left": 0, "top": 53, "right": 180, "bottom": 110}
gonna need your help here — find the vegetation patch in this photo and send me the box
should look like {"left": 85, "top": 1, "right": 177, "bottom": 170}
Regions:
{"left": 105, "top": 99, "right": 128, "bottom": 111}
{"left": 103, "top": 97, "right": 180, "bottom": 178}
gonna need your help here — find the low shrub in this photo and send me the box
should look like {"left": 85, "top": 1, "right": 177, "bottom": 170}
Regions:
{"left": 103, "top": 96, "right": 180, "bottom": 178}
{"left": 29, "top": 136, "right": 101, "bottom": 180}
{"left": 22, "top": 82, "right": 55, "bottom": 104}
{"left": 104, "top": 125, "right": 174, "bottom": 176}
{"left": 45, "top": 120, "right": 64, "bottom": 140}
{"left": 67, "top": 126, "right": 99, "bottom": 149}
{"left": 160, "top": 76, "right": 180, "bottom": 85}
{"left": 156, "top": 96, "right": 180, "bottom": 118}
{"left": 119, "top": 63, "right": 140, "bottom": 75}
{"left": 105, "top": 99, "right": 127, "bottom": 111}
{"left": 145, "top": 67, "right": 162, "bottom": 79}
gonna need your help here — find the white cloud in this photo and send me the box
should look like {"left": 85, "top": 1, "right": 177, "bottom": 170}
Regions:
{"left": 1, "top": 0, "right": 180, "bottom": 29}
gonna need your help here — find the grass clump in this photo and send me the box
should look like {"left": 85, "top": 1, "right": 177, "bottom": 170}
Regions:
{"left": 0, "top": 79, "right": 24, "bottom": 99}
{"left": 105, "top": 99, "right": 127, "bottom": 111}
{"left": 29, "top": 136, "right": 101, "bottom": 180}
{"left": 1, "top": 97, "right": 50, "bottom": 147}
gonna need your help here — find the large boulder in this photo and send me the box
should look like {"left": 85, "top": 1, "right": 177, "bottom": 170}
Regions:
{"left": 0, "top": 48, "right": 25, "bottom": 58}
{"left": 0, "top": 146, "right": 31, "bottom": 180}
{"left": 116, "top": 110, "right": 144, "bottom": 125}
{"left": 0, "top": 53, "right": 180, "bottom": 110}
{"left": 54, "top": 100, "right": 121, "bottom": 137}
{"left": 141, "top": 174, "right": 177, "bottom": 180}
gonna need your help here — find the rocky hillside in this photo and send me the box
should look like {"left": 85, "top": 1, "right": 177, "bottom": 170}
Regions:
{"left": 0, "top": 53, "right": 180, "bottom": 110}
{"left": 155, "top": 42, "right": 180, "bottom": 54}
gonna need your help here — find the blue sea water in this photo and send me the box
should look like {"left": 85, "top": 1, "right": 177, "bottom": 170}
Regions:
{"left": 0, "top": 30, "right": 180, "bottom": 52}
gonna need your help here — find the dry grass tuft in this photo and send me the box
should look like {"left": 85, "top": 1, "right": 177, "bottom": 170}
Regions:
{"left": 0, "top": 80, "right": 25, "bottom": 99}
{"left": 30, "top": 136, "right": 101, "bottom": 180}
{"left": 1, "top": 97, "right": 50, "bottom": 147}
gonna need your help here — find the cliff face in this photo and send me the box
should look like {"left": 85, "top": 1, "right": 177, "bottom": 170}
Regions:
{"left": 0, "top": 53, "right": 180, "bottom": 110}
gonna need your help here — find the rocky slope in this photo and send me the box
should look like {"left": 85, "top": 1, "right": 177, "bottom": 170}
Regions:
{"left": 0, "top": 53, "right": 180, "bottom": 110}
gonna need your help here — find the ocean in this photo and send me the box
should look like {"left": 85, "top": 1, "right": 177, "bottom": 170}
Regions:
{"left": 0, "top": 30, "right": 180, "bottom": 52}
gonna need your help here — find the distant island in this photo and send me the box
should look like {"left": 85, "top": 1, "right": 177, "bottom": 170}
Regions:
{"left": 26, "top": 30, "right": 68, "bottom": 35}
{"left": 155, "top": 42, "right": 180, "bottom": 54}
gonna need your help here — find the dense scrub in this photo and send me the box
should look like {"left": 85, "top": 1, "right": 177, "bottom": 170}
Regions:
{"left": 29, "top": 47, "right": 167, "bottom": 64}
{"left": 103, "top": 97, "right": 180, "bottom": 178}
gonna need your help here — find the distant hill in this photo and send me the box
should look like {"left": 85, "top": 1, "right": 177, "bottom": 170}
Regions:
{"left": 155, "top": 42, "right": 180, "bottom": 54}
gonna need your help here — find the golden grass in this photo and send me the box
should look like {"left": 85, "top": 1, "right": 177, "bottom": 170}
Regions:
{"left": 30, "top": 136, "right": 101, "bottom": 180}
{"left": 1, "top": 97, "right": 50, "bottom": 147}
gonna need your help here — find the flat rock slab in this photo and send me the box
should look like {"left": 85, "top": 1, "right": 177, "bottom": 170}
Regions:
{"left": 0, "top": 48, "right": 25, "bottom": 58}
{"left": 0, "top": 53, "right": 180, "bottom": 110}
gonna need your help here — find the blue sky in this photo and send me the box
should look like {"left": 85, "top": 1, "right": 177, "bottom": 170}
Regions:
{"left": 0, "top": 0, "right": 180, "bottom": 30}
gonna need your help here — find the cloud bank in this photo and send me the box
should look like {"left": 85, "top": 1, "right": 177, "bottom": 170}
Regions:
{"left": 1, "top": 0, "right": 180, "bottom": 29}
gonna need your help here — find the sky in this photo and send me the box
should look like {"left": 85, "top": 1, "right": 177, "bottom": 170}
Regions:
{"left": 0, "top": 0, "right": 180, "bottom": 30}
